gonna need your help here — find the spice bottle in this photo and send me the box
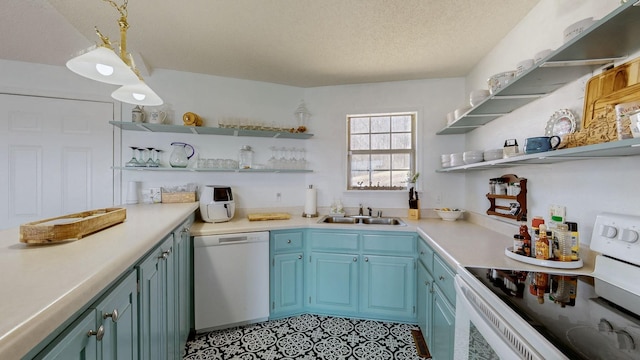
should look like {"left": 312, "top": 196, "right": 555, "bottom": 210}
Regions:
{"left": 535, "top": 224, "right": 550, "bottom": 260}
{"left": 513, "top": 235, "right": 525, "bottom": 255}
{"left": 565, "top": 222, "right": 580, "bottom": 261}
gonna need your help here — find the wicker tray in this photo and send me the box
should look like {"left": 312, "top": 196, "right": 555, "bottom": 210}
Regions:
{"left": 20, "top": 208, "right": 126, "bottom": 244}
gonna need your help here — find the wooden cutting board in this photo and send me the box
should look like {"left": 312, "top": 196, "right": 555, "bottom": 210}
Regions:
{"left": 566, "top": 56, "right": 640, "bottom": 148}
{"left": 583, "top": 56, "right": 640, "bottom": 129}
{"left": 247, "top": 212, "right": 291, "bottom": 221}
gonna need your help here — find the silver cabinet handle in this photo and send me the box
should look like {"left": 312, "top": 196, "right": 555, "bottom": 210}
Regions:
{"left": 159, "top": 249, "right": 171, "bottom": 260}
{"left": 287, "top": 239, "right": 292, "bottom": 244}
{"left": 298, "top": 254, "right": 303, "bottom": 260}
{"left": 182, "top": 227, "right": 190, "bottom": 233}
{"left": 424, "top": 281, "right": 430, "bottom": 286}
{"left": 353, "top": 257, "right": 358, "bottom": 262}
{"left": 104, "top": 309, "right": 119, "bottom": 322}
{"left": 420, "top": 251, "right": 424, "bottom": 255}
{"left": 88, "top": 325, "right": 104, "bottom": 340}
{"left": 365, "top": 257, "right": 369, "bottom": 262}
{"left": 439, "top": 275, "right": 445, "bottom": 281}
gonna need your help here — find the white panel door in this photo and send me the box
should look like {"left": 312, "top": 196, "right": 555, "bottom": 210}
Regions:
{"left": 0, "top": 94, "right": 114, "bottom": 229}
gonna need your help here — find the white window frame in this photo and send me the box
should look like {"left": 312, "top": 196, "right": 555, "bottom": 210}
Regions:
{"left": 346, "top": 111, "right": 417, "bottom": 191}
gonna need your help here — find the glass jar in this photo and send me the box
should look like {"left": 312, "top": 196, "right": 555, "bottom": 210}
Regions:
{"left": 239, "top": 145, "right": 253, "bottom": 169}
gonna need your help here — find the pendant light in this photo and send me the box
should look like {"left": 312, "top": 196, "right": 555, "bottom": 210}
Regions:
{"left": 65, "top": 0, "right": 163, "bottom": 106}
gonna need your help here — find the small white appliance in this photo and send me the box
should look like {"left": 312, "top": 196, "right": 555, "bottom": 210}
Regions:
{"left": 199, "top": 185, "right": 235, "bottom": 223}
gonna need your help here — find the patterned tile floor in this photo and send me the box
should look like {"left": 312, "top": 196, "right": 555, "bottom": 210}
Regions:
{"left": 184, "top": 314, "right": 423, "bottom": 360}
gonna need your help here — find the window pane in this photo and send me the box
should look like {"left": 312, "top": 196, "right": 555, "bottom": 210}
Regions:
{"left": 371, "top": 116, "right": 390, "bottom": 133}
{"left": 392, "top": 170, "right": 410, "bottom": 187}
{"left": 351, "top": 154, "right": 370, "bottom": 170}
{"left": 351, "top": 171, "right": 370, "bottom": 188}
{"left": 371, "top": 154, "right": 390, "bottom": 170}
{"left": 350, "top": 134, "right": 369, "bottom": 150}
{"left": 371, "top": 134, "right": 390, "bottom": 150}
{"left": 392, "top": 154, "right": 410, "bottom": 170}
{"left": 392, "top": 133, "right": 412, "bottom": 149}
{"left": 372, "top": 170, "right": 391, "bottom": 187}
{"left": 350, "top": 117, "right": 369, "bottom": 134}
{"left": 392, "top": 115, "right": 412, "bottom": 132}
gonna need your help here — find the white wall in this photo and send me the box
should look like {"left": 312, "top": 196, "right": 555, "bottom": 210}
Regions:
{"left": 303, "top": 78, "right": 466, "bottom": 212}
{"left": 461, "top": 0, "right": 639, "bottom": 244}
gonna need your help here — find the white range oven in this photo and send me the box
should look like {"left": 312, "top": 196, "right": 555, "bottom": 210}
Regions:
{"left": 453, "top": 213, "right": 640, "bottom": 359}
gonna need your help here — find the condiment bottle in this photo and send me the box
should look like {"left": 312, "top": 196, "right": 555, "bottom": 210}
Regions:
{"left": 555, "top": 223, "right": 571, "bottom": 262}
{"left": 565, "top": 221, "right": 580, "bottom": 261}
{"left": 513, "top": 235, "right": 525, "bottom": 255}
{"left": 535, "top": 224, "right": 550, "bottom": 260}
{"left": 535, "top": 272, "right": 549, "bottom": 304}
{"left": 519, "top": 223, "right": 532, "bottom": 257}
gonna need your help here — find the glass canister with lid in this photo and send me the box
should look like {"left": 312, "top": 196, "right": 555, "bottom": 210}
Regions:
{"left": 239, "top": 145, "right": 254, "bottom": 169}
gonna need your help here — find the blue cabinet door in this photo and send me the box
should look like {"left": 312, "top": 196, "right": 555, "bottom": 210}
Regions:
{"left": 271, "top": 252, "right": 304, "bottom": 317}
{"left": 138, "top": 235, "right": 173, "bottom": 360}
{"left": 174, "top": 221, "right": 193, "bottom": 356}
{"left": 430, "top": 286, "right": 456, "bottom": 360}
{"left": 417, "top": 260, "right": 433, "bottom": 337}
{"left": 96, "top": 270, "right": 139, "bottom": 360}
{"left": 34, "top": 309, "right": 98, "bottom": 360}
{"left": 360, "top": 255, "right": 416, "bottom": 321}
{"left": 309, "top": 252, "right": 359, "bottom": 314}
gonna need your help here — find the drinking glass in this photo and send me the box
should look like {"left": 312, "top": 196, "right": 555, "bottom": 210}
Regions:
{"left": 126, "top": 146, "right": 140, "bottom": 167}
{"left": 146, "top": 147, "right": 157, "bottom": 167}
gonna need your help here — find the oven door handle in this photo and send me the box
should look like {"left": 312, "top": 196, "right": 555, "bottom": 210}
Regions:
{"left": 454, "top": 275, "right": 546, "bottom": 360}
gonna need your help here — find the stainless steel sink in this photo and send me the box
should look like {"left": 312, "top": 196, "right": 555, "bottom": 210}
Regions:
{"left": 318, "top": 215, "right": 406, "bottom": 226}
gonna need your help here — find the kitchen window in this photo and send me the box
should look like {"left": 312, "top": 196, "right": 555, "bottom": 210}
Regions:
{"left": 347, "top": 112, "right": 416, "bottom": 190}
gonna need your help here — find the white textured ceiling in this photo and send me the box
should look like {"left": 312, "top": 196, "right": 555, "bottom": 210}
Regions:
{"left": 2, "top": 0, "right": 539, "bottom": 87}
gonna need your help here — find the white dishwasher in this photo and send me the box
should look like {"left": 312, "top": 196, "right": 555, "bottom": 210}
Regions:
{"left": 193, "top": 231, "right": 270, "bottom": 332}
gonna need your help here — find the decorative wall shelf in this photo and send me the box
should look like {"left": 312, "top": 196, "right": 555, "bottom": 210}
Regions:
{"left": 109, "top": 121, "right": 314, "bottom": 139}
{"left": 437, "top": 2, "right": 640, "bottom": 135}
{"left": 437, "top": 138, "right": 640, "bottom": 173}
{"left": 113, "top": 166, "right": 312, "bottom": 173}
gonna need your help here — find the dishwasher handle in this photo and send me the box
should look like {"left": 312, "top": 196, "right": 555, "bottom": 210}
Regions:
{"left": 219, "top": 236, "right": 249, "bottom": 244}
{"left": 194, "top": 232, "right": 269, "bottom": 247}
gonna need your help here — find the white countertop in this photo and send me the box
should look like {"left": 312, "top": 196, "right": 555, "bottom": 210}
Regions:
{"left": 1, "top": 207, "right": 596, "bottom": 359}
{"left": 0, "top": 203, "right": 198, "bottom": 360}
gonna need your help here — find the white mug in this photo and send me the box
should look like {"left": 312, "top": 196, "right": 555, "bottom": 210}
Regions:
{"left": 149, "top": 109, "right": 167, "bottom": 124}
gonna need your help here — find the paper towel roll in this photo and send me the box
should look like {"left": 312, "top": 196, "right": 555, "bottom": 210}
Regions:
{"left": 126, "top": 181, "right": 140, "bottom": 204}
{"left": 304, "top": 185, "right": 317, "bottom": 216}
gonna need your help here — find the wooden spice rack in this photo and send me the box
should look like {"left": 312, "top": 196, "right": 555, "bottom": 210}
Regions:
{"left": 486, "top": 174, "right": 527, "bottom": 221}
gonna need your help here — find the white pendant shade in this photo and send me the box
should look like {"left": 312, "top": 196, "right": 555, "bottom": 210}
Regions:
{"left": 66, "top": 46, "right": 140, "bottom": 85}
{"left": 111, "top": 80, "right": 163, "bottom": 106}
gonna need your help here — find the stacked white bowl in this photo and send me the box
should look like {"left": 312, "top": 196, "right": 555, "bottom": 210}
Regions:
{"left": 483, "top": 148, "right": 504, "bottom": 161}
{"left": 450, "top": 153, "right": 464, "bottom": 167}
{"left": 463, "top": 150, "right": 484, "bottom": 164}
{"left": 441, "top": 154, "right": 451, "bottom": 168}
{"left": 454, "top": 106, "right": 471, "bottom": 120}
{"left": 469, "top": 89, "right": 490, "bottom": 107}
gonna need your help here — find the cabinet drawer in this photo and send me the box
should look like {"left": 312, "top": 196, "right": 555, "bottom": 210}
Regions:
{"left": 362, "top": 233, "right": 415, "bottom": 255}
{"left": 417, "top": 237, "right": 434, "bottom": 270}
{"left": 433, "top": 255, "right": 456, "bottom": 304}
{"left": 273, "top": 231, "right": 303, "bottom": 251}
{"left": 309, "top": 231, "right": 359, "bottom": 251}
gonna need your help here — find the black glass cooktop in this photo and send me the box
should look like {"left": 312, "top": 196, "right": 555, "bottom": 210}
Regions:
{"left": 465, "top": 267, "right": 640, "bottom": 360}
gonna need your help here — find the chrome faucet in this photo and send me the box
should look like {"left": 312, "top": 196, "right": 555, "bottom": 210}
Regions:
{"left": 367, "top": 207, "right": 373, "bottom": 217}
{"left": 358, "top": 204, "right": 364, "bottom": 216}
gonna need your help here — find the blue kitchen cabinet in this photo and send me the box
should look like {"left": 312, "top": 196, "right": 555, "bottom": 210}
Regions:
{"left": 34, "top": 270, "right": 139, "bottom": 360}
{"left": 430, "top": 286, "right": 456, "bottom": 360}
{"left": 360, "top": 254, "right": 415, "bottom": 321}
{"left": 173, "top": 215, "right": 194, "bottom": 357}
{"left": 417, "top": 259, "right": 433, "bottom": 337}
{"left": 270, "top": 230, "right": 305, "bottom": 318}
{"left": 33, "top": 309, "right": 98, "bottom": 360}
{"left": 418, "top": 235, "right": 456, "bottom": 360}
{"left": 137, "top": 234, "right": 174, "bottom": 360}
{"left": 96, "top": 270, "right": 139, "bottom": 360}
{"left": 308, "top": 251, "right": 360, "bottom": 314}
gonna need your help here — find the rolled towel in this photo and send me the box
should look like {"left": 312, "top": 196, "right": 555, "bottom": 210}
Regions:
{"left": 183, "top": 112, "right": 196, "bottom": 125}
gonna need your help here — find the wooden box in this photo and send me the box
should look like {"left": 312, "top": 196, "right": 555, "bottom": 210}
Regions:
{"left": 20, "top": 208, "right": 126, "bottom": 244}
{"left": 161, "top": 189, "right": 196, "bottom": 203}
